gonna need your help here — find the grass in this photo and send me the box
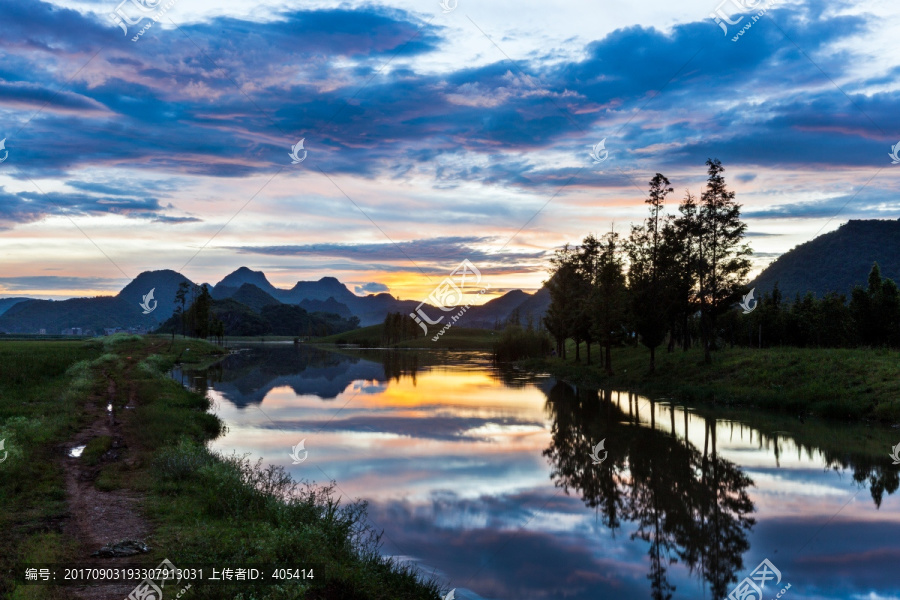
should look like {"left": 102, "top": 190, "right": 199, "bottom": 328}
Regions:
{"left": 0, "top": 339, "right": 103, "bottom": 595}
{"left": 0, "top": 335, "right": 442, "bottom": 599}
{"left": 519, "top": 342, "right": 900, "bottom": 423}
{"left": 318, "top": 323, "right": 500, "bottom": 349}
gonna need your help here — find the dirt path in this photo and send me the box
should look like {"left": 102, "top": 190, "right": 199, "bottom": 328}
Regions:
{"left": 63, "top": 343, "right": 167, "bottom": 600}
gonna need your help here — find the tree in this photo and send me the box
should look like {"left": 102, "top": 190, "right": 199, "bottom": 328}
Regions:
{"left": 591, "top": 230, "right": 628, "bottom": 375}
{"left": 174, "top": 281, "right": 190, "bottom": 339}
{"left": 184, "top": 284, "right": 212, "bottom": 338}
{"left": 671, "top": 190, "right": 702, "bottom": 352}
{"left": 851, "top": 262, "right": 900, "bottom": 346}
{"left": 545, "top": 245, "right": 581, "bottom": 359}
{"left": 576, "top": 235, "right": 602, "bottom": 365}
{"left": 696, "top": 159, "right": 752, "bottom": 364}
{"left": 627, "top": 173, "right": 675, "bottom": 372}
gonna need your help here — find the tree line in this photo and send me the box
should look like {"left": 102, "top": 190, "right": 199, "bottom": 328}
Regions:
{"left": 545, "top": 159, "right": 752, "bottom": 373}
{"left": 544, "top": 158, "right": 900, "bottom": 373}
{"left": 730, "top": 263, "right": 900, "bottom": 348}
{"left": 158, "top": 282, "right": 360, "bottom": 341}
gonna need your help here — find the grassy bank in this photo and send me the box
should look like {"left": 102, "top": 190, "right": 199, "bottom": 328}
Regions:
{"left": 318, "top": 323, "right": 498, "bottom": 350}
{"left": 0, "top": 335, "right": 441, "bottom": 599}
{"left": 0, "top": 339, "right": 103, "bottom": 591}
{"left": 519, "top": 344, "right": 900, "bottom": 423}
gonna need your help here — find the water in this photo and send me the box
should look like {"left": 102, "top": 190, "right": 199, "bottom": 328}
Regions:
{"left": 172, "top": 344, "right": 900, "bottom": 600}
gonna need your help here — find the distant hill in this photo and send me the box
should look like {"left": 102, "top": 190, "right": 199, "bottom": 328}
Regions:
{"left": 753, "top": 219, "right": 900, "bottom": 299}
{"left": 214, "top": 267, "right": 281, "bottom": 298}
{"left": 231, "top": 283, "right": 282, "bottom": 312}
{"left": 464, "top": 290, "right": 531, "bottom": 328}
{"left": 0, "top": 266, "right": 551, "bottom": 334}
{"left": 155, "top": 295, "right": 359, "bottom": 337}
{"left": 0, "top": 298, "right": 33, "bottom": 316}
{"left": 299, "top": 297, "right": 354, "bottom": 319}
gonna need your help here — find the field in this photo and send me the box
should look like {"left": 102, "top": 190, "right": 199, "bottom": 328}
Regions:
{"left": 0, "top": 336, "right": 441, "bottom": 599}
{"left": 522, "top": 342, "right": 900, "bottom": 423}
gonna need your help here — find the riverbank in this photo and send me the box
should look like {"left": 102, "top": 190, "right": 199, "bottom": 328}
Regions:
{"left": 519, "top": 345, "right": 900, "bottom": 423}
{"left": 0, "top": 335, "right": 441, "bottom": 599}
{"left": 317, "top": 323, "right": 498, "bottom": 349}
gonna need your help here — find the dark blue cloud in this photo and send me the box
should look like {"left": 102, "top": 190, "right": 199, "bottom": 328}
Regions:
{"left": 0, "top": 0, "right": 895, "bottom": 219}
{"left": 745, "top": 189, "right": 900, "bottom": 219}
{"left": 229, "top": 236, "right": 548, "bottom": 265}
{"left": 0, "top": 185, "right": 197, "bottom": 227}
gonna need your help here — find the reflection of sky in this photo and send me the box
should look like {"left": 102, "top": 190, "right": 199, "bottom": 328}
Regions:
{"left": 200, "top": 352, "right": 900, "bottom": 600}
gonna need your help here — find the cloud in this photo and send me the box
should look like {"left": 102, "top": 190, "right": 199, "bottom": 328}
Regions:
{"left": 0, "top": 185, "right": 196, "bottom": 227}
{"left": 230, "top": 236, "right": 548, "bottom": 267}
{"left": 0, "top": 275, "right": 126, "bottom": 292}
{"left": 354, "top": 282, "right": 390, "bottom": 295}
{"left": 745, "top": 190, "right": 900, "bottom": 219}
{"left": 0, "top": 0, "right": 889, "bottom": 191}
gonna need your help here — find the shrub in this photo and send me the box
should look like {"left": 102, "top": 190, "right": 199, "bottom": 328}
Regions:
{"left": 493, "top": 326, "right": 552, "bottom": 361}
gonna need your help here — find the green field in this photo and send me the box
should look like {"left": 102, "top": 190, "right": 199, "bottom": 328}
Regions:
{"left": 0, "top": 336, "right": 441, "bottom": 599}
{"left": 521, "top": 343, "right": 900, "bottom": 423}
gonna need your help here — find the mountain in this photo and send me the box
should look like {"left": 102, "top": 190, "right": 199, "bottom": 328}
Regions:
{"left": 1, "top": 296, "right": 138, "bottom": 334}
{"left": 0, "top": 265, "right": 550, "bottom": 334}
{"left": 214, "top": 267, "right": 281, "bottom": 298}
{"left": 753, "top": 219, "right": 900, "bottom": 299}
{"left": 230, "top": 283, "right": 282, "bottom": 312}
{"left": 508, "top": 285, "right": 551, "bottom": 326}
{"left": 299, "top": 297, "right": 354, "bottom": 318}
{"left": 117, "top": 270, "right": 196, "bottom": 321}
{"left": 464, "top": 290, "right": 531, "bottom": 328}
{"left": 283, "top": 277, "right": 359, "bottom": 305}
{"left": 0, "top": 298, "right": 33, "bottom": 316}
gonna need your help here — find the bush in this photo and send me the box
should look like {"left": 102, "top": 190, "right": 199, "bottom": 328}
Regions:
{"left": 493, "top": 326, "right": 552, "bottom": 361}
{"left": 153, "top": 439, "right": 214, "bottom": 482}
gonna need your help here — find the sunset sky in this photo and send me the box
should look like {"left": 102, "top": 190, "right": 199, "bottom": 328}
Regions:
{"left": 2, "top": 0, "right": 899, "bottom": 302}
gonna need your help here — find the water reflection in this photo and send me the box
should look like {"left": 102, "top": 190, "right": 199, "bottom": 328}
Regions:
{"left": 173, "top": 344, "right": 900, "bottom": 600}
{"left": 545, "top": 385, "right": 755, "bottom": 599}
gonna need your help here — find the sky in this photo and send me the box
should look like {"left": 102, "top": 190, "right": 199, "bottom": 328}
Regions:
{"left": 2, "top": 0, "right": 900, "bottom": 302}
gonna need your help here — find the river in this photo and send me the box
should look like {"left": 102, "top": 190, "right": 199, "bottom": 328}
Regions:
{"left": 171, "top": 343, "right": 900, "bottom": 600}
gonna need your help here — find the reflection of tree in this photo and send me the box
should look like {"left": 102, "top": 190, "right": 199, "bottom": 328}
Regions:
{"left": 358, "top": 350, "right": 419, "bottom": 385}
{"left": 543, "top": 383, "right": 755, "bottom": 599}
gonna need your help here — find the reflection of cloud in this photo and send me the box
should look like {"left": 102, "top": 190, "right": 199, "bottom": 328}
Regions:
{"left": 263, "top": 415, "right": 545, "bottom": 442}
{"left": 365, "top": 493, "right": 650, "bottom": 600}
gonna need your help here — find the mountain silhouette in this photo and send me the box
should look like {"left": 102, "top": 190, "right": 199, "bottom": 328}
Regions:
{"left": 0, "top": 267, "right": 549, "bottom": 334}
{"left": 230, "top": 283, "right": 282, "bottom": 312}
{"left": 753, "top": 219, "right": 900, "bottom": 299}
